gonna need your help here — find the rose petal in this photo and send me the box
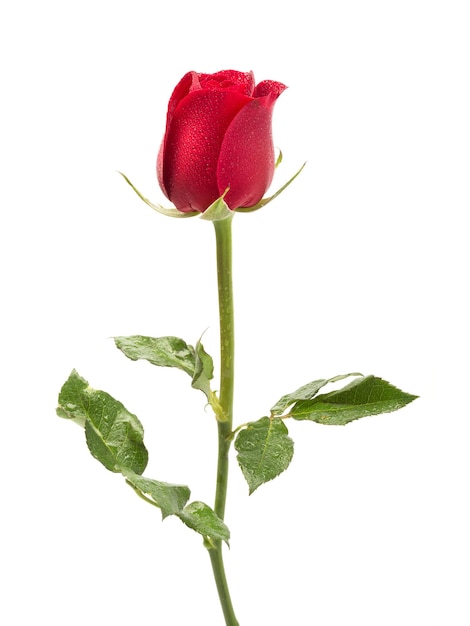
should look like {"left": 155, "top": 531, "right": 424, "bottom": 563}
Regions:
{"left": 253, "top": 80, "right": 287, "bottom": 99}
{"left": 161, "top": 89, "right": 251, "bottom": 212}
{"left": 217, "top": 83, "right": 287, "bottom": 209}
{"left": 157, "top": 71, "right": 199, "bottom": 198}
{"left": 199, "top": 70, "right": 255, "bottom": 96}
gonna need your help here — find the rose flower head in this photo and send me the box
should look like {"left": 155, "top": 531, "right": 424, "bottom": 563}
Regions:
{"left": 157, "top": 70, "right": 286, "bottom": 213}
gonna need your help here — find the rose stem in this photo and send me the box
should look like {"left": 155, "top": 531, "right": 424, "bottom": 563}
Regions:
{"left": 208, "top": 214, "right": 240, "bottom": 626}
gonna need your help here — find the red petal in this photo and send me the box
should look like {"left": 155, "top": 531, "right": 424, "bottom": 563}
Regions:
{"left": 253, "top": 80, "right": 287, "bottom": 99}
{"left": 217, "top": 83, "right": 287, "bottom": 209}
{"left": 199, "top": 70, "right": 255, "bottom": 96}
{"left": 161, "top": 88, "right": 251, "bottom": 212}
{"left": 157, "top": 71, "right": 199, "bottom": 199}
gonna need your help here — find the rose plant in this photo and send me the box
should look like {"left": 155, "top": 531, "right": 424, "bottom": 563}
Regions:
{"left": 56, "top": 69, "right": 417, "bottom": 625}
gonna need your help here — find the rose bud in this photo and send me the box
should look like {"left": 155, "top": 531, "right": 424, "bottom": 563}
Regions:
{"left": 157, "top": 70, "right": 286, "bottom": 213}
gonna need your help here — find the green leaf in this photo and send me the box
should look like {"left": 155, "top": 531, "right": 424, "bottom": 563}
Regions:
{"left": 191, "top": 338, "right": 214, "bottom": 400}
{"left": 124, "top": 470, "right": 190, "bottom": 519}
{"left": 178, "top": 501, "right": 230, "bottom": 544}
{"left": 235, "top": 417, "right": 294, "bottom": 494}
{"left": 84, "top": 397, "right": 148, "bottom": 475}
{"left": 119, "top": 171, "right": 198, "bottom": 218}
{"left": 115, "top": 335, "right": 217, "bottom": 403}
{"left": 125, "top": 471, "right": 228, "bottom": 542}
{"left": 270, "top": 372, "right": 363, "bottom": 416}
{"left": 114, "top": 335, "right": 195, "bottom": 376}
{"left": 57, "top": 370, "right": 148, "bottom": 474}
{"left": 291, "top": 375, "right": 418, "bottom": 425}
{"left": 56, "top": 369, "right": 89, "bottom": 427}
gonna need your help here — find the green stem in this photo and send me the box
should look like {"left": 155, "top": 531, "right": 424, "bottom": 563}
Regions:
{"left": 214, "top": 216, "right": 235, "bottom": 518}
{"left": 208, "top": 215, "right": 239, "bottom": 626}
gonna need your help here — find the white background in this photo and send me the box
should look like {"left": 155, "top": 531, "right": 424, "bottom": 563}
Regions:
{"left": 1, "top": 1, "right": 469, "bottom": 624}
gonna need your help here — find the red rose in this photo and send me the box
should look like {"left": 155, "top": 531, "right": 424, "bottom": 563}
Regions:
{"left": 157, "top": 70, "right": 286, "bottom": 213}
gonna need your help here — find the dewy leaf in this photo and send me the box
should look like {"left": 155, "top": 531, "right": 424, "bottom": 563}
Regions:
{"left": 291, "top": 375, "right": 418, "bottom": 425}
{"left": 84, "top": 392, "right": 148, "bottom": 475}
{"left": 114, "top": 335, "right": 196, "bottom": 377}
{"left": 56, "top": 369, "right": 89, "bottom": 427}
{"left": 270, "top": 372, "right": 363, "bottom": 416}
{"left": 57, "top": 370, "right": 148, "bottom": 474}
{"left": 191, "top": 338, "right": 214, "bottom": 401}
{"left": 235, "top": 417, "right": 294, "bottom": 494}
{"left": 115, "top": 335, "right": 217, "bottom": 402}
{"left": 124, "top": 470, "right": 190, "bottom": 519}
{"left": 178, "top": 501, "right": 230, "bottom": 544}
{"left": 124, "top": 471, "right": 228, "bottom": 542}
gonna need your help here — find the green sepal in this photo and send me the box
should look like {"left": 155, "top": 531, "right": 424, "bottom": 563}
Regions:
{"left": 236, "top": 162, "right": 306, "bottom": 213}
{"left": 200, "top": 189, "right": 233, "bottom": 222}
{"left": 124, "top": 469, "right": 191, "bottom": 519}
{"left": 119, "top": 171, "right": 198, "bottom": 218}
{"left": 235, "top": 416, "right": 294, "bottom": 494}
{"left": 56, "top": 370, "right": 148, "bottom": 475}
{"left": 290, "top": 375, "right": 418, "bottom": 425}
{"left": 271, "top": 372, "right": 363, "bottom": 416}
{"left": 178, "top": 501, "right": 230, "bottom": 545}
